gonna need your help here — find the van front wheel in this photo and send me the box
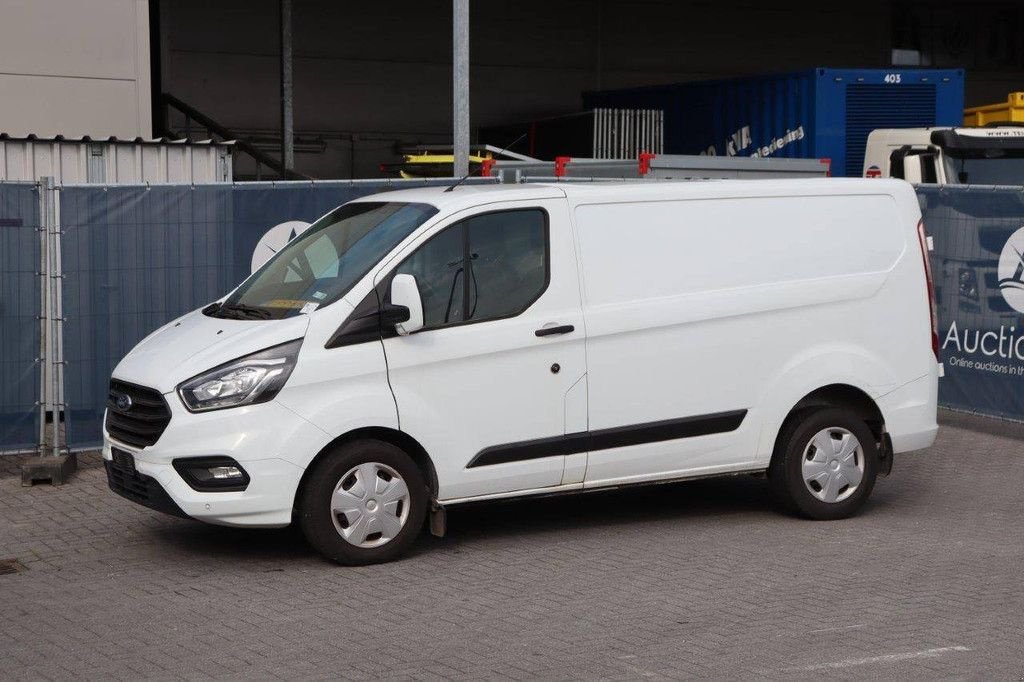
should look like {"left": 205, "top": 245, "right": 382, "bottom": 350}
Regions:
{"left": 298, "top": 439, "right": 427, "bottom": 565}
{"left": 769, "top": 408, "right": 879, "bottom": 520}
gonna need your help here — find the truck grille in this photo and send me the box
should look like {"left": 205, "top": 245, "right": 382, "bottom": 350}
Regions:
{"left": 105, "top": 380, "right": 171, "bottom": 448}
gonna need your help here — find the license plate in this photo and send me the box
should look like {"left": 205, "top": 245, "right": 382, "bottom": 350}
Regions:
{"left": 111, "top": 448, "right": 136, "bottom": 473}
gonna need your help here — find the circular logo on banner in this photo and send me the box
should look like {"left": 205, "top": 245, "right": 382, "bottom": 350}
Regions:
{"left": 998, "top": 226, "right": 1024, "bottom": 313}
{"left": 251, "top": 220, "right": 312, "bottom": 273}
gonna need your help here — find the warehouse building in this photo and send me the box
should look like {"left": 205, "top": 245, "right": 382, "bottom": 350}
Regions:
{"left": 1, "top": 0, "right": 1022, "bottom": 178}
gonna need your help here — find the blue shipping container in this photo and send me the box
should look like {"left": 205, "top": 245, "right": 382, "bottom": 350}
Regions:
{"left": 583, "top": 68, "right": 965, "bottom": 177}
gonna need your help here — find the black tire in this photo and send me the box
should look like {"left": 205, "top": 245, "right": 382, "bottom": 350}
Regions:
{"left": 298, "top": 439, "right": 428, "bottom": 565}
{"left": 769, "top": 407, "right": 879, "bottom": 520}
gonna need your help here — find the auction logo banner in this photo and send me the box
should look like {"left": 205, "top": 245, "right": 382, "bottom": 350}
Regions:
{"left": 924, "top": 186, "right": 1024, "bottom": 421}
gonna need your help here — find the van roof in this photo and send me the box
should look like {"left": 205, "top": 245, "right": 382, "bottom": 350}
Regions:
{"left": 355, "top": 178, "right": 912, "bottom": 212}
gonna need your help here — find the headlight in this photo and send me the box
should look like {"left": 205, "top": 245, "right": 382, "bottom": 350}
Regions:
{"left": 177, "top": 339, "right": 302, "bottom": 412}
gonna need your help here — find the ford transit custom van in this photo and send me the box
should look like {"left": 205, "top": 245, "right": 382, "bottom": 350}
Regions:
{"left": 103, "top": 180, "right": 939, "bottom": 564}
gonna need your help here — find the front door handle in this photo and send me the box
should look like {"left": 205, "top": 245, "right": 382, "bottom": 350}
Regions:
{"left": 535, "top": 324, "right": 575, "bottom": 337}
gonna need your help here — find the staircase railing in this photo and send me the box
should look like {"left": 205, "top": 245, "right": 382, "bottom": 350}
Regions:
{"left": 159, "top": 93, "right": 310, "bottom": 181}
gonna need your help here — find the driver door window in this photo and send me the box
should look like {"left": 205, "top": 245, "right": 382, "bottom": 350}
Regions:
{"left": 394, "top": 208, "right": 549, "bottom": 329}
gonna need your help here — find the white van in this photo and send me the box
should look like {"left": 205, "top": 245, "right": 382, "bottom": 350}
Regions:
{"left": 103, "top": 180, "right": 939, "bottom": 564}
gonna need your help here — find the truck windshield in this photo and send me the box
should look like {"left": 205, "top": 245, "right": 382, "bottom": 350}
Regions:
{"left": 209, "top": 201, "right": 438, "bottom": 320}
{"left": 943, "top": 153, "right": 1024, "bottom": 185}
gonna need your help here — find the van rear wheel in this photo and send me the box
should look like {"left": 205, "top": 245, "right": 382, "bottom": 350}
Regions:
{"left": 298, "top": 439, "right": 427, "bottom": 565}
{"left": 769, "top": 408, "right": 879, "bottom": 520}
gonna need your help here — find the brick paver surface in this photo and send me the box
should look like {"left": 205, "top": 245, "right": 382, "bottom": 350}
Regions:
{"left": 1, "top": 413, "right": 1022, "bottom": 680}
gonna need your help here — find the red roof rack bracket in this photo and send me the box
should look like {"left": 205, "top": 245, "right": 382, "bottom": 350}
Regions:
{"left": 639, "top": 151, "right": 656, "bottom": 176}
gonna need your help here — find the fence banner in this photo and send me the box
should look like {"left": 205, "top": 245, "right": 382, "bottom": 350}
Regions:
{"left": 921, "top": 185, "right": 1024, "bottom": 420}
{"left": 58, "top": 179, "right": 494, "bottom": 449}
{"left": 0, "top": 183, "right": 40, "bottom": 452}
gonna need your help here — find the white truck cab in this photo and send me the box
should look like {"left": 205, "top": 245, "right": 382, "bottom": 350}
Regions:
{"left": 103, "top": 180, "right": 940, "bottom": 564}
{"left": 864, "top": 126, "right": 1024, "bottom": 184}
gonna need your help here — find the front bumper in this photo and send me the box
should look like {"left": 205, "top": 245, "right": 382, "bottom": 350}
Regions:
{"left": 102, "top": 393, "right": 330, "bottom": 528}
{"left": 104, "top": 458, "right": 189, "bottom": 520}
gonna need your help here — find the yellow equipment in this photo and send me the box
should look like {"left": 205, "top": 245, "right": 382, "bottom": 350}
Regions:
{"left": 963, "top": 92, "right": 1024, "bottom": 127}
{"left": 393, "top": 150, "right": 492, "bottom": 179}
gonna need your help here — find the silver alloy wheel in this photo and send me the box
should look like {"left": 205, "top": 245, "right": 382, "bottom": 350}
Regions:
{"left": 800, "top": 427, "right": 865, "bottom": 504}
{"left": 331, "top": 462, "right": 411, "bottom": 548}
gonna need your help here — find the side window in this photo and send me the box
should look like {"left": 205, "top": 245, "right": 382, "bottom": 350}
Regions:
{"left": 394, "top": 208, "right": 548, "bottom": 329}
{"left": 395, "top": 223, "right": 466, "bottom": 327}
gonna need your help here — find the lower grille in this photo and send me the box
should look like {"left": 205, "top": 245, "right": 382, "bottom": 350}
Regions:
{"left": 106, "top": 380, "right": 172, "bottom": 448}
{"left": 105, "top": 453, "right": 189, "bottom": 519}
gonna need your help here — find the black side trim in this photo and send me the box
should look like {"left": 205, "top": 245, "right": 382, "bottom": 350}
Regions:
{"left": 467, "top": 410, "right": 747, "bottom": 468}
{"left": 325, "top": 283, "right": 395, "bottom": 349}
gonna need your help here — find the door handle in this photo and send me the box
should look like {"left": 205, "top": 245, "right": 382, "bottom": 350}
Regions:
{"left": 535, "top": 324, "right": 575, "bottom": 337}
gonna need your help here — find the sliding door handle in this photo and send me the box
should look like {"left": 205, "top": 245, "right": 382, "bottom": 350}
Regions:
{"left": 535, "top": 324, "right": 575, "bottom": 337}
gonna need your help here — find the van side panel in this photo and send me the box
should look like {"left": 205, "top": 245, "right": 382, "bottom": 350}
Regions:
{"left": 573, "top": 192, "right": 922, "bottom": 485}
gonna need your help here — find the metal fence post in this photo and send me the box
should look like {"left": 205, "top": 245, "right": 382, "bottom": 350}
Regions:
{"left": 21, "top": 177, "right": 75, "bottom": 485}
{"left": 37, "top": 180, "right": 50, "bottom": 450}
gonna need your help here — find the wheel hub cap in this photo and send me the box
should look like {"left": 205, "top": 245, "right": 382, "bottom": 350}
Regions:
{"left": 800, "top": 427, "right": 865, "bottom": 504}
{"left": 330, "top": 462, "right": 411, "bottom": 548}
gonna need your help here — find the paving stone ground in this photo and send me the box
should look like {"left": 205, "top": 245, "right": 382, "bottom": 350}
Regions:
{"left": 1, "top": 411, "right": 1022, "bottom": 680}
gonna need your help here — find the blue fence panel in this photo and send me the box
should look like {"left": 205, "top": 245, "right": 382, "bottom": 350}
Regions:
{"left": 0, "top": 182, "right": 40, "bottom": 453}
{"left": 921, "top": 185, "right": 1024, "bottom": 421}
{"left": 60, "top": 179, "right": 493, "bottom": 449}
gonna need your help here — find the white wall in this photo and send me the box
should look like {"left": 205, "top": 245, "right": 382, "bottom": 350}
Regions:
{"left": 0, "top": 0, "right": 151, "bottom": 138}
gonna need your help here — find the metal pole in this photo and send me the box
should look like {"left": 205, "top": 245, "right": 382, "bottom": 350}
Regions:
{"left": 50, "top": 183, "right": 65, "bottom": 457}
{"left": 280, "top": 0, "right": 294, "bottom": 174}
{"left": 37, "top": 181, "right": 50, "bottom": 453}
{"left": 453, "top": 0, "right": 470, "bottom": 177}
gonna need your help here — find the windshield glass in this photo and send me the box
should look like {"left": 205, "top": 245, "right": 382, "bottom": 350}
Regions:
{"left": 211, "top": 201, "right": 437, "bottom": 320}
{"left": 943, "top": 153, "right": 1024, "bottom": 185}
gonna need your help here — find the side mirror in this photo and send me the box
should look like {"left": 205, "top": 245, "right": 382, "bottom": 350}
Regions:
{"left": 390, "top": 273, "right": 424, "bottom": 335}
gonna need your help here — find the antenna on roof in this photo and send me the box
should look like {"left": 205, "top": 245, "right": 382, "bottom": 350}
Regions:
{"left": 444, "top": 131, "right": 529, "bottom": 192}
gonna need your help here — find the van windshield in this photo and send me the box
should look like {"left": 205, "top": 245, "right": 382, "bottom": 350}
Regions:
{"left": 210, "top": 201, "right": 438, "bottom": 320}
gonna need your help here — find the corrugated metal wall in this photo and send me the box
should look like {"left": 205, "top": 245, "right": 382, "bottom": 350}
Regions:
{"left": 0, "top": 140, "right": 232, "bottom": 184}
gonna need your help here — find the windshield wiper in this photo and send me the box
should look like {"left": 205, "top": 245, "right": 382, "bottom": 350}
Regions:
{"left": 216, "top": 302, "right": 273, "bottom": 320}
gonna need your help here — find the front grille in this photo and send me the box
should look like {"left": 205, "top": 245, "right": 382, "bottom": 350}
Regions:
{"left": 105, "top": 380, "right": 171, "bottom": 448}
{"left": 105, "top": 452, "right": 189, "bottom": 519}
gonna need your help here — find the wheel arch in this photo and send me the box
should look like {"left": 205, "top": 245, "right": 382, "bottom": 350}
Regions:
{"left": 771, "top": 384, "right": 887, "bottom": 469}
{"left": 293, "top": 426, "right": 439, "bottom": 510}
{"left": 787, "top": 384, "right": 884, "bottom": 437}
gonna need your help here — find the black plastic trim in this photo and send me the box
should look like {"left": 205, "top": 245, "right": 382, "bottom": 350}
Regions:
{"left": 325, "top": 285, "right": 393, "bottom": 348}
{"left": 105, "top": 457, "right": 190, "bottom": 519}
{"left": 467, "top": 410, "right": 747, "bottom": 468}
{"left": 172, "top": 456, "right": 251, "bottom": 492}
{"left": 931, "top": 129, "right": 1024, "bottom": 156}
{"left": 535, "top": 324, "right": 575, "bottom": 337}
{"left": 106, "top": 380, "right": 172, "bottom": 448}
